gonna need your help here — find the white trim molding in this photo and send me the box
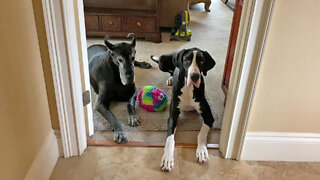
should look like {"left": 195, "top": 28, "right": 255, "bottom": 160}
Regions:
{"left": 219, "top": 0, "right": 274, "bottom": 159}
{"left": 74, "top": 0, "right": 94, "bottom": 136}
{"left": 54, "top": 129, "right": 65, "bottom": 157}
{"left": 24, "top": 129, "right": 59, "bottom": 180}
{"left": 241, "top": 132, "right": 320, "bottom": 162}
{"left": 60, "top": 0, "right": 87, "bottom": 156}
{"left": 42, "top": 0, "right": 87, "bottom": 157}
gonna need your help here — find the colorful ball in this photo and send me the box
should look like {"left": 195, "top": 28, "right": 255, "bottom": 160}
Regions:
{"left": 138, "top": 86, "right": 168, "bottom": 112}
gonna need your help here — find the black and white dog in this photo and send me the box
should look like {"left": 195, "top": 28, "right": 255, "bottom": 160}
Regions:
{"left": 88, "top": 33, "right": 151, "bottom": 144}
{"left": 151, "top": 48, "right": 216, "bottom": 171}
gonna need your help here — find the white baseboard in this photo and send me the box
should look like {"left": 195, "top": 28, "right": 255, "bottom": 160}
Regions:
{"left": 24, "top": 129, "right": 60, "bottom": 180}
{"left": 241, "top": 132, "right": 320, "bottom": 162}
{"left": 54, "top": 129, "right": 64, "bottom": 157}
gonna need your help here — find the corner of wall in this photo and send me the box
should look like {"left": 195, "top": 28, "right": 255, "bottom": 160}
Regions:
{"left": 24, "top": 129, "right": 60, "bottom": 180}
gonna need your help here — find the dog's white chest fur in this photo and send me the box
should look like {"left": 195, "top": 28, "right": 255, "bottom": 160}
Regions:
{"left": 178, "top": 85, "right": 201, "bottom": 113}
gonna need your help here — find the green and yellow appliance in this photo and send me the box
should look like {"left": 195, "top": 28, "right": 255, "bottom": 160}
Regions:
{"left": 171, "top": 11, "right": 192, "bottom": 41}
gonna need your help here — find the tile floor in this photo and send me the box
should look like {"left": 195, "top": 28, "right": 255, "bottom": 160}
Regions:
{"left": 50, "top": 146, "right": 320, "bottom": 180}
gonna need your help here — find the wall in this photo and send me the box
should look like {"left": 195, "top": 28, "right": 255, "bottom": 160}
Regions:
{"left": 0, "top": 1, "right": 53, "bottom": 179}
{"left": 247, "top": 0, "right": 320, "bottom": 133}
{"left": 32, "top": 0, "right": 60, "bottom": 129}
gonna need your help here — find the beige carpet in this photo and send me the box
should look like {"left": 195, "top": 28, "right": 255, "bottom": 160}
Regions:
{"left": 87, "top": 0, "right": 233, "bottom": 143}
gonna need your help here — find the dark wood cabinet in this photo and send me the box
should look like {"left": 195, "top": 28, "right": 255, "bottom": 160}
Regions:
{"left": 101, "top": 15, "right": 121, "bottom": 31}
{"left": 84, "top": 14, "right": 99, "bottom": 31}
{"left": 222, "top": 0, "right": 243, "bottom": 95}
{"left": 122, "top": 16, "right": 156, "bottom": 33}
{"left": 84, "top": 0, "right": 161, "bottom": 43}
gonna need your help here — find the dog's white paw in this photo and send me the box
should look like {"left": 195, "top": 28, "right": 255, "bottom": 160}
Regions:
{"left": 128, "top": 114, "right": 140, "bottom": 127}
{"left": 196, "top": 145, "right": 209, "bottom": 164}
{"left": 166, "top": 77, "right": 173, "bottom": 86}
{"left": 161, "top": 151, "right": 174, "bottom": 172}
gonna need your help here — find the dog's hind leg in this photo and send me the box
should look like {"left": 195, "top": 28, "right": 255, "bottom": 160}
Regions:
{"left": 134, "top": 61, "right": 152, "bottom": 69}
{"left": 127, "top": 90, "right": 140, "bottom": 127}
{"left": 161, "top": 96, "right": 180, "bottom": 172}
{"left": 150, "top": 55, "right": 159, "bottom": 64}
{"left": 197, "top": 98, "right": 214, "bottom": 163}
{"left": 151, "top": 55, "right": 174, "bottom": 86}
{"left": 97, "top": 94, "right": 128, "bottom": 144}
{"left": 156, "top": 55, "right": 175, "bottom": 75}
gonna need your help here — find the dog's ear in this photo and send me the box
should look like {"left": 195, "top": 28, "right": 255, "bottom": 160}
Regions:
{"left": 202, "top": 51, "right": 216, "bottom": 76}
{"left": 172, "top": 49, "right": 186, "bottom": 68}
{"left": 104, "top": 36, "right": 115, "bottom": 51}
{"left": 127, "top": 33, "right": 136, "bottom": 47}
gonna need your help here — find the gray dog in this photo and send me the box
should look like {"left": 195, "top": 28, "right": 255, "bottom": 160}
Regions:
{"left": 88, "top": 33, "right": 151, "bottom": 143}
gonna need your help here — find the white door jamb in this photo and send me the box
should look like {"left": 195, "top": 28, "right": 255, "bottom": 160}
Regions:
{"left": 219, "top": 0, "right": 274, "bottom": 159}
{"left": 42, "top": 0, "right": 87, "bottom": 157}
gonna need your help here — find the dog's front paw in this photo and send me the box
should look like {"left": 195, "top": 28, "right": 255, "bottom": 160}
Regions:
{"left": 139, "top": 61, "right": 152, "bottom": 69}
{"left": 113, "top": 130, "right": 128, "bottom": 144}
{"left": 161, "top": 152, "right": 174, "bottom": 172}
{"left": 128, "top": 114, "right": 140, "bottom": 127}
{"left": 196, "top": 145, "right": 209, "bottom": 164}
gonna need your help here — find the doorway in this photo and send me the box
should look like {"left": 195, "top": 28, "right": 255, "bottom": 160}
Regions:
{"left": 42, "top": 0, "right": 274, "bottom": 158}
{"left": 84, "top": 0, "right": 235, "bottom": 146}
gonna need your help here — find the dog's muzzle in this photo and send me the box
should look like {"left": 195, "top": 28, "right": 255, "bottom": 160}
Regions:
{"left": 187, "top": 50, "right": 201, "bottom": 88}
{"left": 190, "top": 73, "right": 200, "bottom": 82}
{"left": 188, "top": 72, "right": 201, "bottom": 88}
{"left": 119, "top": 64, "right": 135, "bottom": 85}
{"left": 120, "top": 75, "right": 134, "bottom": 85}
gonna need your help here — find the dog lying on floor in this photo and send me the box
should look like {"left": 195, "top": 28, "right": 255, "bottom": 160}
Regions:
{"left": 88, "top": 33, "right": 151, "bottom": 143}
{"left": 151, "top": 48, "right": 216, "bottom": 171}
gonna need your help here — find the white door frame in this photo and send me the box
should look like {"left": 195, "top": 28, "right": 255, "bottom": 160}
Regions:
{"left": 219, "top": 0, "right": 274, "bottom": 159}
{"left": 41, "top": 0, "right": 274, "bottom": 158}
{"left": 42, "top": 0, "right": 88, "bottom": 157}
{"left": 73, "top": 0, "right": 94, "bottom": 137}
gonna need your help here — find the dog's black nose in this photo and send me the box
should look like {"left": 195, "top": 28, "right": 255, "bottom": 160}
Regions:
{"left": 191, "top": 73, "right": 200, "bottom": 82}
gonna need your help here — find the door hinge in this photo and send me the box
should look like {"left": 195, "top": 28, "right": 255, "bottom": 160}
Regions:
{"left": 82, "top": 90, "right": 91, "bottom": 106}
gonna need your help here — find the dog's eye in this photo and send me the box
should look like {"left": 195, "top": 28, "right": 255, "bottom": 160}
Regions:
{"left": 200, "top": 60, "right": 204, "bottom": 65}
{"left": 131, "top": 57, "right": 135, "bottom": 61}
{"left": 186, "top": 60, "right": 191, "bottom": 64}
{"left": 118, "top": 58, "right": 123, "bottom": 63}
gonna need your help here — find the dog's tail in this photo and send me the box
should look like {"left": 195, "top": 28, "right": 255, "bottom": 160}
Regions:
{"left": 150, "top": 55, "right": 159, "bottom": 64}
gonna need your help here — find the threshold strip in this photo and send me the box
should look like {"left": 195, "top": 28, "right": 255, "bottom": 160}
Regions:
{"left": 87, "top": 140, "right": 219, "bottom": 149}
